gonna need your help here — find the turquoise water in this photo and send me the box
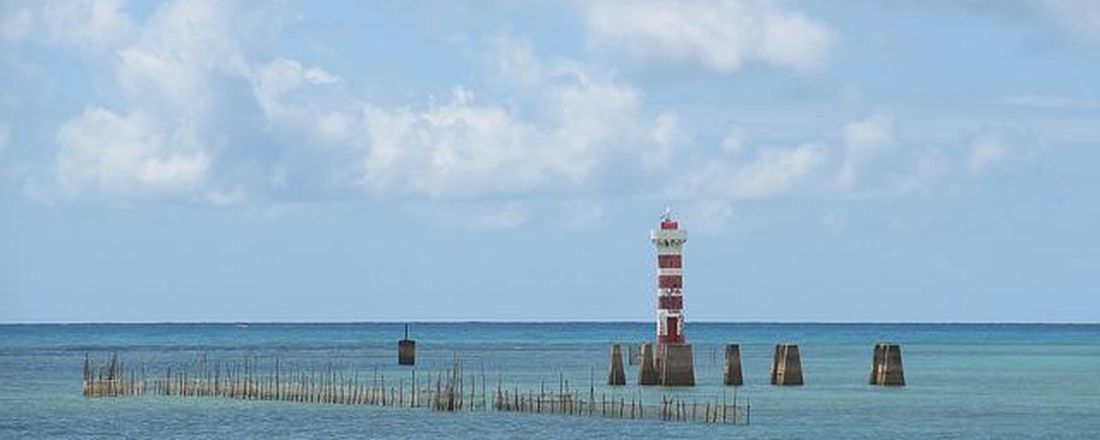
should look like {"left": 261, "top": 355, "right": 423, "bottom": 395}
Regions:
{"left": 1, "top": 323, "right": 1098, "bottom": 438}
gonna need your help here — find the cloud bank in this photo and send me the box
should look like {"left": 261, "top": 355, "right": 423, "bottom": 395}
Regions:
{"left": 582, "top": 0, "right": 834, "bottom": 73}
{"left": 0, "top": 0, "right": 1072, "bottom": 230}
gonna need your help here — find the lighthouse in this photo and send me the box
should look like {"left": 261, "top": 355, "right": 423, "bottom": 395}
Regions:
{"left": 652, "top": 208, "right": 687, "bottom": 346}
{"left": 648, "top": 208, "right": 695, "bottom": 386}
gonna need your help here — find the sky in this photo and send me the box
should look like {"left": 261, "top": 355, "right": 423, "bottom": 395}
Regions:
{"left": 1, "top": 0, "right": 1098, "bottom": 323}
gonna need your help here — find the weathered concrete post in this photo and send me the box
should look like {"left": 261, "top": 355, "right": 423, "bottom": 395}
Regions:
{"left": 869, "top": 343, "right": 905, "bottom": 386}
{"left": 659, "top": 344, "right": 695, "bottom": 386}
{"left": 638, "top": 343, "right": 659, "bottom": 385}
{"left": 398, "top": 324, "right": 415, "bottom": 366}
{"left": 770, "top": 343, "right": 803, "bottom": 386}
{"left": 608, "top": 344, "right": 626, "bottom": 385}
{"left": 723, "top": 344, "right": 743, "bottom": 386}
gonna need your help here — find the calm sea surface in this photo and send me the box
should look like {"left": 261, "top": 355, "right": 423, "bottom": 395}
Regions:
{"left": 1, "top": 322, "right": 1097, "bottom": 439}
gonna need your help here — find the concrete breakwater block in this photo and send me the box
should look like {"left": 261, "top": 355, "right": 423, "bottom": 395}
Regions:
{"left": 770, "top": 343, "right": 804, "bottom": 386}
{"left": 723, "top": 344, "right": 743, "bottom": 386}
{"left": 608, "top": 344, "right": 626, "bottom": 385}
{"left": 638, "top": 343, "right": 660, "bottom": 386}
{"left": 869, "top": 343, "right": 905, "bottom": 386}
{"left": 659, "top": 343, "right": 695, "bottom": 386}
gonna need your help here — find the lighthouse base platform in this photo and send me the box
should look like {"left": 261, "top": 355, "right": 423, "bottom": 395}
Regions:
{"left": 658, "top": 343, "right": 695, "bottom": 386}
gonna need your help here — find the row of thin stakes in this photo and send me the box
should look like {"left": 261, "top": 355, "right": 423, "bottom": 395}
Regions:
{"left": 83, "top": 353, "right": 748, "bottom": 425}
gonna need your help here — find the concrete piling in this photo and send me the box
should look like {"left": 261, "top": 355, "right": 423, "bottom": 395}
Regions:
{"left": 722, "top": 344, "right": 743, "bottom": 386}
{"left": 770, "top": 343, "right": 803, "bottom": 386}
{"left": 608, "top": 344, "right": 626, "bottom": 385}
{"left": 869, "top": 343, "right": 905, "bottom": 386}
{"left": 398, "top": 324, "right": 416, "bottom": 366}
{"left": 659, "top": 344, "right": 695, "bottom": 386}
{"left": 638, "top": 343, "right": 659, "bottom": 385}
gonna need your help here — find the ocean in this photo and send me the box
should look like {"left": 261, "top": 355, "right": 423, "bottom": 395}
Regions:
{"left": 1, "top": 322, "right": 1097, "bottom": 439}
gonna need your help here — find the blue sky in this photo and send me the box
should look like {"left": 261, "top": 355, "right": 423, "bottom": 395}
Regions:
{"left": 1, "top": 0, "right": 1098, "bottom": 322}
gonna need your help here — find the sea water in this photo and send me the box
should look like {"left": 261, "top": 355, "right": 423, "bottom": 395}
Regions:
{"left": 1, "top": 323, "right": 1097, "bottom": 439}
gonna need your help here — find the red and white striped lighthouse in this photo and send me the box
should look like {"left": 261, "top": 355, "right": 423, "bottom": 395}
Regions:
{"left": 651, "top": 208, "right": 687, "bottom": 346}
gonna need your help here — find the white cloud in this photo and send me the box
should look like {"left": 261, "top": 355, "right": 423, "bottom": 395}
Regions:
{"left": 33, "top": 1, "right": 671, "bottom": 206}
{"left": 1, "top": 0, "right": 133, "bottom": 48}
{"left": 358, "top": 88, "right": 542, "bottom": 198}
{"left": 113, "top": 0, "right": 262, "bottom": 117}
{"left": 42, "top": 0, "right": 294, "bottom": 204}
{"left": 316, "top": 112, "right": 353, "bottom": 142}
{"left": 115, "top": 46, "right": 206, "bottom": 114}
{"left": 1035, "top": 0, "right": 1100, "bottom": 46}
{"left": 16, "top": 0, "right": 1016, "bottom": 220}
{"left": 582, "top": 0, "right": 833, "bottom": 73}
{"left": 844, "top": 115, "right": 894, "bottom": 152}
{"left": 252, "top": 57, "right": 339, "bottom": 122}
{"left": 56, "top": 106, "right": 211, "bottom": 200}
{"left": 667, "top": 116, "right": 979, "bottom": 204}
{"left": 731, "top": 144, "right": 826, "bottom": 198}
{"left": 0, "top": 123, "right": 9, "bottom": 154}
{"left": 646, "top": 112, "right": 681, "bottom": 168}
{"left": 249, "top": 57, "right": 355, "bottom": 148}
{"left": 6, "top": 0, "right": 855, "bottom": 216}
{"left": 832, "top": 116, "right": 983, "bottom": 198}
{"left": 43, "top": 0, "right": 133, "bottom": 48}
{"left": 720, "top": 126, "right": 746, "bottom": 156}
{"left": 0, "top": 3, "right": 33, "bottom": 42}
{"left": 537, "top": 64, "right": 644, "bottom": 182}
{"left": 672, "top": 142, "right": 827, "bottom": 199}
{"left": 970, "top": 136, "right": 1007, "bottom": 173}
{"left": 492, "top": 35, "right": 545, "bottom": 87}
{"left": 838, "top": 115, "right": 894, "bottom": 189}
{"left": 682, "top": 200, "right": 736, "bottom": 234}
{"left": 355, "top": 37, "right": 669, "bottom": 199}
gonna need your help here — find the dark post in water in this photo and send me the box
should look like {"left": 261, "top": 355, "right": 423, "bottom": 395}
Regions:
{"left": 723, "top": 344, "right": 743, "bottom": 386}
{"left": 398, "top": 324, "right": 416, "bottom": 366}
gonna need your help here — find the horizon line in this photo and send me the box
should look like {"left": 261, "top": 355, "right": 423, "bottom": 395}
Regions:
{"left": 2, "top": 319, "right": 1097, "bottom": 325}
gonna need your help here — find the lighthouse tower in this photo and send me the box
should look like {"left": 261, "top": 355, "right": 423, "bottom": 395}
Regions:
{"left": 648, "top": 208, "right": 695, "bottom": 386}
{"left": 651, "top": 208, "right": 688, "bottom": 346}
